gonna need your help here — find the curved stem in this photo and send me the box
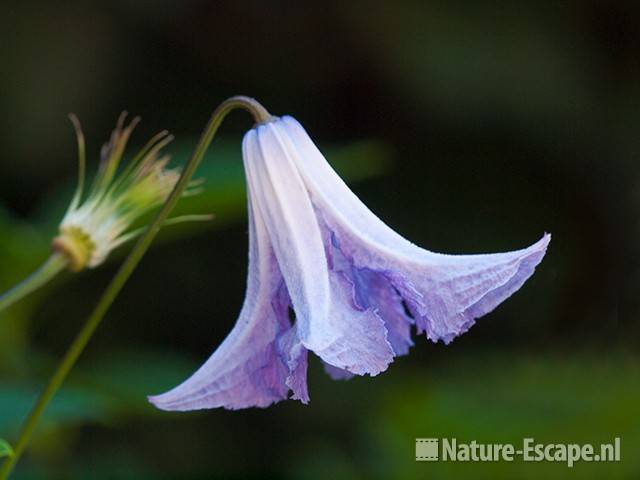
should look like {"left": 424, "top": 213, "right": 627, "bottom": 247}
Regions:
{"left": 0, "top": 254, "right": 68, "bottom": 314}
{"left": 0, "top": 95, "right": 271, "bottom": 479}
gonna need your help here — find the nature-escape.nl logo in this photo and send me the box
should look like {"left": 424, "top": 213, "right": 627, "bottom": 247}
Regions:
{"left": 415, "top": 437, "right": 621, "bottom": 468}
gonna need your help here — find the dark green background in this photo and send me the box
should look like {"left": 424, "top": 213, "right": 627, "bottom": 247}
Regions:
{"left": 0, "top": 1, "right": 637, "bottom": 478}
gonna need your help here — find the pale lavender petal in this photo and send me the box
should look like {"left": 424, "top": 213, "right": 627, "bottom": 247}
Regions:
{"left": 317, "top": 270, "right": 393, "bottom": 375}
{"left": 409, "top": 235, "right": 550, "bottom": 343}
{"left": 279, "top": 115, "right": 550, "bottom": 344}
{"left": 148, "top": 175, "right": 294, "bottom": 411}
{"left": 243, "top": 126, "right": 331, "bottom": 350}
{"left": 245, "top": 124, "right": 394, "bottom": 375}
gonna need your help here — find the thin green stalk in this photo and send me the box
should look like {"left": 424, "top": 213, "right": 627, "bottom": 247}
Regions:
{"left": 0, "top": 254, "right": 68, "bottom": 313}
{"left": 0, "top": 95, "right": 271, "bottom": 479}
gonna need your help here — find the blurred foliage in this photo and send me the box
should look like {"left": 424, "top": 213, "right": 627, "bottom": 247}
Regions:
{"left": 0, "top": 0, "right": 637, "bottom": 478}
{"left": 366, "top": 353, "right": 640, "bottom": 479}
{"left": 1, "top": 352, "right": 637, "bottom": 479}
{"left": 0, "top": 439, "right": 13, "bottom": 460}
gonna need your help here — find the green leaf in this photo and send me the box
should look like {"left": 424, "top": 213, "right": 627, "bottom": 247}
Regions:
{"left": 0, "top": 438, "right": 14, "bottom": 459}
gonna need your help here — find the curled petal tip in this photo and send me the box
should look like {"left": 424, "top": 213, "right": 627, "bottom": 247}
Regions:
{"left": 424, "top": 232, "right": 551, "bottom": 344}
{"left": 538, "top": 232, "right": 551, "bottom": 247}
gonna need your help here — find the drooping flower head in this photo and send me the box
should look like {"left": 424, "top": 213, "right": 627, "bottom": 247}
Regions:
{"left": 53, "top": 113, "right": 203, "bottom": 271}
{"left": 149, "top": 114, "right": 550, "bottom": 411}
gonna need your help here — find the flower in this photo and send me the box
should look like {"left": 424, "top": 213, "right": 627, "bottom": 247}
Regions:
{"left": 53, "top": 113, "right": 203, "bottom": 271}
{"left": 149, "top": 115, "right": 550, "bottom": 411}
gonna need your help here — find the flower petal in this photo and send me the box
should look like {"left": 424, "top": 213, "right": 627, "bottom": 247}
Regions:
{"left": 148, "top": 190, "right": 292, "bottom": 411}
{"left": 277, "top": 328, "right": 310, "bottom": 402}
{"left": 408, "top": 236, "right": 550, "bottom": 343}
{"left": 278, "top": 115, "right": 549, "bottom": 344}
{"left": 245, "top": 124, "right": 394, "bottom": 375}
{"left": 349, "top": 267, "right": 414, "bottom": 356}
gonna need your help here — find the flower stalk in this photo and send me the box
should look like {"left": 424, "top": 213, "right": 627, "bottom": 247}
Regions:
{"left": 0, "top": 96, "right": 272, "bottom": 479}
{"left": 0, "top": 255, "right": 68, "bottom": 312}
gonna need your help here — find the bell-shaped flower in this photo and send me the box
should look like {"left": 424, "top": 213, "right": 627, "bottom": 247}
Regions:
{"left": 149, "top": 116, "right": 550, "bottom": 411}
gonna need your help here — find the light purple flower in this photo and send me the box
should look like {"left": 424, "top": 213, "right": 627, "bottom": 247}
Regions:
{"left": 149, "top": 116, "right": 550, "bottom": 411}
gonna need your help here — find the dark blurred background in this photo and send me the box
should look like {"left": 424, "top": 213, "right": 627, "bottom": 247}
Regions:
{"left": 0, "top": 1, "right": 638, "bottom": 478}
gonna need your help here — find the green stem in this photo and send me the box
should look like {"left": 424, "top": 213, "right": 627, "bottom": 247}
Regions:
{"left": 0, "top": 254, "right": 68, "bottom": 313}
{"left": 0, "top": 95, "right": 271, "bottom": 479}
